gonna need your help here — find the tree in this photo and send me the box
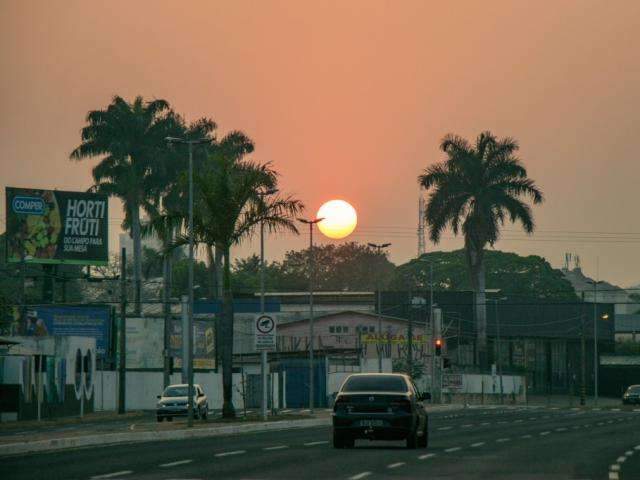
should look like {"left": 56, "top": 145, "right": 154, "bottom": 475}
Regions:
{"left": 418, "top": 132, "right": 543, "bottom": 367}
{"left": 70, "top": 95, "right": 176, "bottom": 314}
{"left": 172, "top": 153, "right": 303, "bottom": 417}
{"left": 391, "top": 250, "right": 577, "bottom": 300}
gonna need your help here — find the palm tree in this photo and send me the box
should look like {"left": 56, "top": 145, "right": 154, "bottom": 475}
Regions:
{"left": 173, "top": 154, "right": 303, "bottom": 417}
{"left": 70, "top": 95, "right": 176, "bottom": 314}
{"left": 418, "top": 131, "right": 543, "bottom": 368}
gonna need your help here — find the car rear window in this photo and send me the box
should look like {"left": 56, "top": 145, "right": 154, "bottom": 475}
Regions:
{"left": 341, "top": 376, "right": 408, "bottom": 392}
{"left": 163, "top": 386, "right": 195, "bottom": 397}
{"left": 629, "top": 386, "right": 640, "bottom": 393}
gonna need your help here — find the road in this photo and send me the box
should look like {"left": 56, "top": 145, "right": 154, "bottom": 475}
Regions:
{"left": 2, "top": 406, "right": 639, "bottom": 480}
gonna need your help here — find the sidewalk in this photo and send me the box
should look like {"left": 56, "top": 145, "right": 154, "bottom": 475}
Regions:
{"left": 0, "top": 404, "right": 466, "bottom": 456}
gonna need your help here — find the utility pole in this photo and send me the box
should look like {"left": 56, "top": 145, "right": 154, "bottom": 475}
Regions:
{"left": 586, "top": 280, "right": 603, "bottom": 406}
{"left": 118, "top": 248, "right": 127, "bottom": 414}
{"left": 259, "top": 188, "right": 277, "bottom": 421}
{"left": 166, "top": 136, "right": 211, "bottom": 427}
{"left": 407, "top": 292, "right": 414, "bottom": 377}
{"left": 298, "top": 217, "right": 324, "bottom": 414}
{"left": 368, "top": 242, "right": 391, "bottom": 373}
{"left": 580, "top": 299, "right": 586, "bottom": 406}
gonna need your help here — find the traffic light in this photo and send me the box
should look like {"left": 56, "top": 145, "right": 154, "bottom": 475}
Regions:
{"left": 435, "top": 338, "right": 442, "bottom": 356}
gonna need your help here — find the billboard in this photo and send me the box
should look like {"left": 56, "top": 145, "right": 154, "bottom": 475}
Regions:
{"left": 5, "top": 187, "right": 108, "bottom": 265}
{"left": 23, "top": 305, "right": 111, "bottom": 357}
{"left": 125, "top": 318, "right": 164, "bottom": 369}
{"left": 170, "top": 318, "right": 216, "bottom": 370}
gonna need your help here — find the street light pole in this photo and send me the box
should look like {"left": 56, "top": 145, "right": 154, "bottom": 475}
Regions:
{"left": 259, "top": 189, "right": 277, "bottom": 421}
{"left": 166, "top": 136, "right": 211, "bottom": 427}
{"left": 368, "top": 242, "right": 391, "bottom": 373}
{"left": 298, "top": 217, "right": 324, "bottom": 414}
{"left": 491, "top": 297, "right": 507, "bottom": 405}
{"left": 586, "top": 279, "right": 604, "bottom": 406}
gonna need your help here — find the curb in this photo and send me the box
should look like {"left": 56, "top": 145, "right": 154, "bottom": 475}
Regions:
{"left": 0, "top": 418, "right": 330, "bottom": 457}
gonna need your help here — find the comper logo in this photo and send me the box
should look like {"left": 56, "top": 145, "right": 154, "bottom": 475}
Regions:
{"left": 12, "top": 196, "right": 45, "bottom": 215}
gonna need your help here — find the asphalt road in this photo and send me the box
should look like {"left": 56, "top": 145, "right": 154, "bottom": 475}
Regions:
{"left": 2, "top": 406, "right": 639, "bottom": 480}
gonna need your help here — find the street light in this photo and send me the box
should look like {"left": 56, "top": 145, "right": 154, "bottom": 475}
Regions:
{"left": 490, "top": 296, "right": 508, "bottom": 405}
{"left": 165, "top": 136, "right": 211, "bottom": 427}
{"left": 368, "top": 242, "right": 391, "bottom": 373}
{"left": 298, "top": 217, "right": 324, "bottom": 414}
{"left": 585, "top": 279, "right": 605, "bottom": 406}
{"left": 258, "top": 188, "right": 278, "bottom": 421}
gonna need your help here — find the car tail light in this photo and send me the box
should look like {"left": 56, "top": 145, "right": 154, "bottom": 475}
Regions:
{"left": 390, "top": 399, "right": 412, "bottom": 412}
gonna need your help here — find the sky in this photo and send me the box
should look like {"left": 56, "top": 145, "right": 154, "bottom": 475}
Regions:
{"left": 1, "top": 0, "right": 639, "bottom": 287}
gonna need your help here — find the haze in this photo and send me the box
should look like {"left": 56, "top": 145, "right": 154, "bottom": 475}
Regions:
{"left": 1, "top": 0, "right": 639, "bottom": 286}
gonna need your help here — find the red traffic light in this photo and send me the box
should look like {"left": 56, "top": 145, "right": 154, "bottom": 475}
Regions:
{"left": 435, "top": 338, "right": 442, "bottom": 356}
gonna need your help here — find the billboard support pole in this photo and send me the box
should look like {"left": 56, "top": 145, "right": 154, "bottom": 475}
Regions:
{"left": 118, "top": 248, "right": 127, "bottom": 414}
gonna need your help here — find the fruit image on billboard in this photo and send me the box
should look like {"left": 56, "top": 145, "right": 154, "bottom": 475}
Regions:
{"left": 5, "top": 187, "right": 109, "bottom": 265}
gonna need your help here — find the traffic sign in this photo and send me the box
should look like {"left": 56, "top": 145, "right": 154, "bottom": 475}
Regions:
{"left": 254, "top": 314, "right": 277, "bottom": 351}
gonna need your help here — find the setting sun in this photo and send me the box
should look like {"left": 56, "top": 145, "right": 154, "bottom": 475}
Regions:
{"left": 317, "top": 200, "right": 357, "bottom": 239}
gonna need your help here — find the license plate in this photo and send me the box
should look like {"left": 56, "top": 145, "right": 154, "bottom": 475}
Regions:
{"left": 359, "top": 419, "right": 384, "bottom": 427}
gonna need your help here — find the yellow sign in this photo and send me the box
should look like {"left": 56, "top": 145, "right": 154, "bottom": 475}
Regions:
{"left": 360, "top": 333, "right": 427, "bottom": 345}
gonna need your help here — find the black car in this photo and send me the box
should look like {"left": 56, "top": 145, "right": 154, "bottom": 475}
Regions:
{"left": 156, "top": 383, "right": 209, "bottom": 421}
{"left": 623, "top": 384, "right": 640, "bottom": 405}
{"left": 332, "top": 373, "right": 430, "bottom": 449}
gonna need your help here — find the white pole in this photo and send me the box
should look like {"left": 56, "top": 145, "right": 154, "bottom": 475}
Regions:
{"left": 260, "top": 220, "right": 268, "bottom": 421}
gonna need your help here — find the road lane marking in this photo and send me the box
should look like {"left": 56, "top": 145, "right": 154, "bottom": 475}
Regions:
{"left": 481, "top": 422, "right": 491, "bottom": 426}
{"left": 418, "top": 453, "right": 436, "bottom": 460}
{"left": 263, "top": 445, "right": 288, "bottom": 451}
{"left": 616, "top": 457, "right": 626, "bottom": 463}
{"left": 304, "top": 441, "right": 329, "bottom": 446}
{"left": 462, "top": 424, "right": 473, "bottom": 427}
{"left": 496, "top": 438, "right": 510, "bottom": 443}
{"left": 610, "top": 464, "right": 620, "bottom": 471}
{"left": 612, "top": 408, "right": 620, "bottom": 411}
{"left": 90, "top": 472, "right": 133, "bottom": 479}
{"left": 609, "top": 473, "right": 619, "bottom": 480}
{"left": 514, "top": 419, "right": 523, "bottom": 423}
{"left": 555, "top": 427, "right": 567, "bottom": 431}
{"left": 438, "top": 426, "right": 452, "bottom": 430}
{"left": 636, "top": 445, "right": 640, "bottom": 450}
{"left": 521, "top": 434, "right": 532, "bottom": 439}
{"left": 387, "top": 462, "right": 405, "bottom": 469}
{"left": 540, "top": 431, "right": 551, "bottom": 436}
{"left": 471, "top": 442, "right": 485, "bottom": 447}
{"left": 625, "top": 450, "right": 634, "bottom": 456}
{"left": 160, "top": 460, "right": 193, "bottom": 468}
{"left": 445, "top": 447, "right": 462, "bottom": 453}
{"left": 349, "top": 472, "right": 372, "bottom": 480}
{"left": 214, "top": 450, "right": 246, "bottom": 457}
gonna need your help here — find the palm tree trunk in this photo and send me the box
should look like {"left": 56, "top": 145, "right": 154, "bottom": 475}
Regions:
{"left": 221, "top": 244, "right": 236, "bottom": 418}
{"left": 162, "top": 234, "right": 171, "bottom": 389}
{"left": 215, "top": 247, "right": 223, "bottom": 299}
{"left": 131, "top": 202, "right": 142, "bottom": 316}
{"left": 465, "top": 237, "right": 487, "bottom": 369}
{"left": 206, "top": 245, "right": 216, "bottom": 299}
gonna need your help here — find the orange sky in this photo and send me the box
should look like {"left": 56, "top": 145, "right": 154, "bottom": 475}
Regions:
{"left": 1, "top": 0, "right": 639, "bottom": 286}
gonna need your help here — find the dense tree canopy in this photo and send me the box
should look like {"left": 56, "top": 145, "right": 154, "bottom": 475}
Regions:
{"left": 391, "top": 250, "right": 577, "bottom": 300}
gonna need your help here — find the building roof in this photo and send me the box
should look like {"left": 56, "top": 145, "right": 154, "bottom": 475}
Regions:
{"left": 277, "top": 310, "right": 413, "bottom": 327}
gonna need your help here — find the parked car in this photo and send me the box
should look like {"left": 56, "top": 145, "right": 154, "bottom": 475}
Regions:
{"left": 332, "top": 373, "right": 430, "bottom": 449}
{"left": 156, "top": 383, "right": 209, "bottom": 422}
{"left": 622, "top": 384, "right": 640, "bottom": 405}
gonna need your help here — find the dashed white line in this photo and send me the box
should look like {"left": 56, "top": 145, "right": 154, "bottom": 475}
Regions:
{"left": 481, "top": 422, "right": 491, "bottom": 426}
{"left": 438, "top": 426, "right": 452, "bottom": 430}
{"left": 555, "top": 427, "right": 567, "bottom": 432}
{"left": 540, "top": 431, "right": 551, "bottom": 436}
{"left": 387, "top": 462, "right": 405, "bottom": 469}
{"left": 304, "top": 441, "right": 329, "bottom": 446}
{"left": 90, "top": 472, "right": 133, "bottom": 479}
{"left": 471, "top": 442, "right": 485, "bottom": 447}
{"left": 496, "top": 438, "right": 510, "bottom": 443}
{"left": 445, "top": 447, "right": 462, "bottom": 453}
{"left": 514, "top": 419, "right": 523, "bottom": 423}
{"left": 349, "top": 472, "right": 372, "bottom": 480}
{"left": 263, "top": 445, "right": 288, "bottom": 451}
{"left": 214, "top": 450, "right": 246, "bottom": 457}
{"left": 609, "top": 472, "right": 619, "bottom": 480}
{"left": 418, "top": 453, "right": 436, "bottom": 460}
{"left": 160, "top": 460, "right": 193, "bottom": 468}
{"left": 521, "top": 434, "right": 532, "bottom": 439}
{"left": 610, "top": 464, "right": 621, "bottom": 471}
